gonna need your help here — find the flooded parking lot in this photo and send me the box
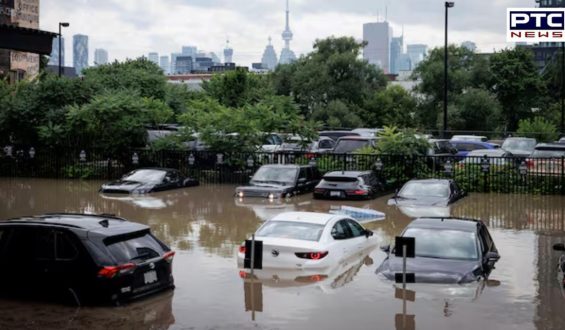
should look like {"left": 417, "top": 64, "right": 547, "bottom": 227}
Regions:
{"left": 1, "top": 178, "right": 565, "bottom": 330}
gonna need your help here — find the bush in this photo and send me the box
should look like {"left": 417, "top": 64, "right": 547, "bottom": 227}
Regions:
{"left": 516, "top": 117, "right": 558, "bottom": 142}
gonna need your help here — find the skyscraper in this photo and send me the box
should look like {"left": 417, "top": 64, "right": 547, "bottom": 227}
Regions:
{"left": 73, "top": 34, "right": 89, "bottom": 75}
{"left": 363, "top": 21, "right": 392, "bottom": 73}
{"left": 261, "top": 37, "right": 278, "bottom": 71}
{"left": 390, "top": 36, "right": 403, "bottom": 74}
{"left": 48, "top": 36, "right": 64, "bottom": 66}
{"left": 279, "top": 0, "right": 296, "bottom": 65}
{"left": 94, "top": 49, "right": 108, "bottom": 65}
{"left": 224, "top": 39, "right": 234, "bottom": 63}
{"left": 175, "top": 56, "right": 193, "bottom": 74}
{"left": 171, "top": 52, "right": 182, "bottom": 74}
{"left": 406, "top": 44, "right": 427, "bottom": 69}
{"left": 160, "top": 55, "right": 170, "bottom": 74}
{"left": 148, "top": 52, "right": 159, "bottom": 65}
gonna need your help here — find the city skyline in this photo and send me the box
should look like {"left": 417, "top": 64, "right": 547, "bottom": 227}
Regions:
{"left": 40, "top": 0, "right": 532, "bottom": 67}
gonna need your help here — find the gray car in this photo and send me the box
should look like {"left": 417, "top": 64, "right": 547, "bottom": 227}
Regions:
{"left": 376, "top": 217, "right": 500, "bottom": 284}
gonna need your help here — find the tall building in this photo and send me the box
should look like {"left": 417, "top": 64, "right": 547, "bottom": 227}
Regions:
{"left": 363, "top": 21, "right": 392, "bottom": 73}
{"left": 261, "top": 37, "right": 278, "bottom": 71}
{"left": 148, "top": 52, "right": 159, "bottom": 65}
{"left": 209, "top": 52, "right": 221, "bottom": 64}
{"left": 94, "top": 48, "right": 108, "bottom": 65}
{"left": 406, "top": 44, "right": 427, "bottom": 70}
{"left": 175, "top": 56, "right": 193, "bottom": 74}
{"left": 390, "top": 36, "right": 403, "bottom": 74}
{"left": 279, "top": 0, "right": 296, "bottom": 65}
{"left": 194, "top": 56, "right": 214, "bottom": 72}
{"left": 182, "top": 46, "right": 198, "bottom": 58}
{"left": 48, "top": 36, "right": 64, "bottom": 66}
{"left": 224, "top": 39, "right": 234, "bottom": 63}
{"left": 73, "top": 34, "right": 89, "bottom": 75}
{"left": 171, "top": 52, "right": 182, "bottom": 74}
{"left": 159, "top": 55, "right": 170, "bottom": 74}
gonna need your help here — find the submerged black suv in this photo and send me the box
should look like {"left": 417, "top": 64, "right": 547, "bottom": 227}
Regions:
{"left": 0, "top": 213, "right": 175, "bottom": 305}
{"left": 235, "top": 164, "right": 321, "bottom": 199}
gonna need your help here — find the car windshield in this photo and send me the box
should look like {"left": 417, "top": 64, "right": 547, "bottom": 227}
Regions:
{"left": 256, "top": 221, "right": 325, "bottom": 241}
{"left": 502, "top": 139, "right": 536, "bottom": 153}
{"left": 334, "top": 140, "right": 371, "bottom": 153}
{"left": 531, "top": 149, "right": 565, "bottom": 158}
{"left": 399, "top": 182, "right": 450, "bottom": 198}
{"left": 251, "top": 167, "right": 298, "bottom": 185}
{"left": 403, "top": 228, "right": 478, "bottom": 260}
{"left": 122, "top": 170, "right": 167, "bottom": 183}
{"left": 106, "top": 232, "right": 166, "bottom": 263}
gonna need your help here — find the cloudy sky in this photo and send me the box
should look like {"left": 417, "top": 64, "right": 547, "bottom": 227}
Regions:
{"left": 40, "top": 0, "right": 533, "bottom": 67}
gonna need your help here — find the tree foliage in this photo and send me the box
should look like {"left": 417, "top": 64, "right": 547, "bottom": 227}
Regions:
{"left": 516, "top": 117, "right": 558, "bottom": 142}
{"left": 363, "top": 85, "right": 418, "bottom": 128}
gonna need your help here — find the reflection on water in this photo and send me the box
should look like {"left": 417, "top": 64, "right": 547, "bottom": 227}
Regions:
{"left": 1, "top": 178, "right": 565, "bottom": 329}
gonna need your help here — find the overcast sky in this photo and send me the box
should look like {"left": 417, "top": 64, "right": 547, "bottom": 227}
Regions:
{"left": 40, "top": 0, "right": 533, "bottom": 67}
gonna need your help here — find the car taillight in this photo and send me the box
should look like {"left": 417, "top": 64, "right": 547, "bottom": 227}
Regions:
{"left": 239, "top": 270, "right": 248, "bottom": 279}
{"left": 295, "top": 251, "right": 329, "bottom": 260}
{"left": 98, "top": 263, "right": 136, "bottom": 279}
{"left": 346, "top": 189, "right": 368, "bottom": 195}
{"left": 526, "top": 159, "right": 534, "bottom": 169}
{"left": 239, "top": 245, "right": 246, "bottom": 254}
{"left": 314, "top": 188, "right": 326, "bottom": 193}
{"left": 163, "top": 251, "right": 175, "bottom": 263}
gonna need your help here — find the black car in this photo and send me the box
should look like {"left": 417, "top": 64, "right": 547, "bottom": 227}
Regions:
{"left": 552, "top": 243, "right": 565, "bottom": 288}
{"left": 100, "top": 168, "right": 199, "bottom": 194}
{"left": 388, "top": 179, "right": 466, "bottom": 207}
{"left": 0, "top": 213, "right": 175, "bottom": 305}
{"left": 235, "top": 164, "right": 321, "bottom": 199}
{"left": 376, "top": 217, "right": 500, "bottom": 283}
{"left": 313, "top": 171, "right": 382, "bottom": 200}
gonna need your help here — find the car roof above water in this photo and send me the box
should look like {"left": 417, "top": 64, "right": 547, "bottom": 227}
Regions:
{"left": 270, "top": 212, "right": 345, "bottom": 225}
{"left": 407, "top": 217, "right": 481, "bottom": 232}
{"left": 324, "top": 171, "right": 372, "bottom": 178}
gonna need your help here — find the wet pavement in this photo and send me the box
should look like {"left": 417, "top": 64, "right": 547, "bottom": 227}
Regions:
{"left": 0, "top": 178, "right": 565, "bottom": 330}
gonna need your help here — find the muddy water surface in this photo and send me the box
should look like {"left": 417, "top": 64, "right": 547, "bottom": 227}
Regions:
{"left": 1, "top": 178, "right": 564, "bottom": 330}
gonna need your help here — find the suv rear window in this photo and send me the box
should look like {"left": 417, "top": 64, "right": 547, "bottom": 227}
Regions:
{"left": 105, "top": 232, "right": 166, "bottom": 264}
{"left": 323, "top": 176, "right": 358, "bottom": 183}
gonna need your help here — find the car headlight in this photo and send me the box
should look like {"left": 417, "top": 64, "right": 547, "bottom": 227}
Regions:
{"left": 238, "top": 191, "right": 244, "bottom": 198}
{"left": 268, "top": 193, "right": 275, "bottom": 200}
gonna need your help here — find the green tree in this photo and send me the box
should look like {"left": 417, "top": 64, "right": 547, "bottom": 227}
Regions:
{"left": 444, "top": 88, "right": 502, "bottom": 132}
{"left": 311, "top": 100, "right": 362, "bottom": 129}
{"left": 375, "top": 126, "right": 431, "bottom": 156}
{"left": 202, "top": 69, "right": 273, "bottom": 108}
{"left": 489, "top": 47, "right": 546, "bottom": 131}
{"left": 516, "top": 117, "right": 558, "bottom": 142}
{"left": 362, "top": 85, "right": 418, "bottom": 128}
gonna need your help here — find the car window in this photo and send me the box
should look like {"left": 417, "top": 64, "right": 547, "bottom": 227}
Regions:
{"left": 56, "top": 232, "right": 79, "bottom": 261}
{"left": 319, "top": 139, "right": 333, "bottom": 149}
{"left": 331, "top": 220, "right": 352, "bottom": 240}
{"left": 403, "top": 228, "right": 478, "bottom": 260}
{"left": 123, "top": 170, "right": 166, "bottom": 183}
{"left": 106, "top": 232, "right": 166, "bottom": 264}
{"left": 298, "top": 168, "right": 307, "bottom": 180}
{"left": 166, "top": 171, "right": 180, "bottom": 183}
{"left": 0, "top": 229, "right": 8, "bottom": 257}
{"left": 306, "top": 167, "right": 314, "bottom": 181}
{"left": 34, "top": 229, "right": 55, "bottom": 260}
{"left": 256, "top": 221, "right": 324, "bottom": 241}
{"left": 479, "top": 226, "right": 494, "bottom": 254}
{"left": 345, "top": 220, "right": 365, "bottom": 238}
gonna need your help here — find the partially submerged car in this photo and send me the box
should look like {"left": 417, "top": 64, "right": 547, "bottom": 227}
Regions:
{"left": 388, "top": 179, "right": 466, "bottom": 207}
{"left": 501, "top": 137, "right": 536, "bottom": 158}
{"left": 313, "top": 171, "right": 382, "bottom": 200}
{"left": 237, "top": 212, "right": 375, "bottom": 270}
{"left": 0, "top": 213, "right": 176, "bottom": 305}
{"left": 235, "top": 164, "right": 321, "bottom": 199}
{"left": 376, "top": 217, "right": 500, "bottom": 283}
{"left": 100, "top": 168, "right": 199, "bottom": 194}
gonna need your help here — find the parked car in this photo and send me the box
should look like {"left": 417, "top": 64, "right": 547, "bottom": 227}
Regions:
{"left": 450, "top": 135, "right": 488, "bottom": 142}
{"left": 237, "top": 212, "right": 375, "bottom": 269}
{"left": 388, "top": 179, "right": 466, "bottom": 207}
{"left": 235, "top": 164, "right": 321, "bottom": 199}
{"left": 100, "top": 168, "right": 199, "bottom": 194}
{"left": 333, "top": 136, "right": 378, "bottom": 154}
{"left": 351, "top": 128, "right": 382, "bottom": 138}
{"left": 376, "top": 217, "right": 500, "bottom": 283}
{"left": 259, "top": 133, "right": 284, "bottom": 153}
{"left": 450, "top": 140, "right": 499, "bottom": 158}
{"left": 0, "top": 213, "right": 175, "bottom": 305}
{"left": 458, "top": 149, "right": 515, "bottom": 168}
{"left": 313, "top": 171, "right": 382, "bottom": 200}
{"left": 501, "top": 137, "right": 537, "bottom": 158}
{"left": 278, "top": 135, "right": 335, "bottom": 154}
{"left": 558, "top": 137, "right": 565, "bottom": 144}
{"left": 427, "top": 139, "right": 458, "bottom": 169}
{"left": 526, "top": 143, "right": 565, "bottom": 176}
{"left": 319, "top": 130, "right": 360, "bottom": 141}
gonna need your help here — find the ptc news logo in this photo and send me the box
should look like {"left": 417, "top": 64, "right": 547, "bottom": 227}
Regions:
{"left": 507, "top": 8, "right": 565, "bottom": 42}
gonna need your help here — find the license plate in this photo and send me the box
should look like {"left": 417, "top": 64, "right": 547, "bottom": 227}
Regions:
{"left": 330, "top": 191, "right": 341, "bottom": 197}
{"left": 144, "top": 270, "right": 158, "bottom": 284}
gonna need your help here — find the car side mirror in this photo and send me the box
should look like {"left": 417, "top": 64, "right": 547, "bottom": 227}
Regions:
{"left": 553, "top": 243, "right": 565, "bottom": 251}
{"left": 380, "top": 245, "right": 390, "bottom": 253}
{"left": 365, "top": 229, "right": 373, "bottom": 238}
{"left": 485, "top": 251, "right": 500, "bottom": 262}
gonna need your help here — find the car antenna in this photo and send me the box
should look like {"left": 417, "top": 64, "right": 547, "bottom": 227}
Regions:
{"left": 99, "top": 219, "right": 109, "bottom": 228}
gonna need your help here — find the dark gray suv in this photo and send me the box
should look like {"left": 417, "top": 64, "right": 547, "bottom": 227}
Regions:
{"left": 0, "top": 213, "right": 175, "bottom": 306}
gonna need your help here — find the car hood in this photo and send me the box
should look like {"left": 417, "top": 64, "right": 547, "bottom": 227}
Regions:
{"left": 235, "top": 184, "right": 293, "bottom": 196}
{"left": 388, "top": 196, "right": 449, "bottom": 207}
{"left": 100, "top": 180, "right": 154, "bottom": 193}
{"left": 376, "top": 256, "right": 480, "bottom": 284}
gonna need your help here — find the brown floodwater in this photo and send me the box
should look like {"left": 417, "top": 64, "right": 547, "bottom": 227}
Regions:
{"left": 1, "top": 178, "right": 565, "bottom": 330}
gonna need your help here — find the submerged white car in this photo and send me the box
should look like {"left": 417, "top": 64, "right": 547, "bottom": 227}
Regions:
{"left": 237, "top": 212, "right": 376, "bottom": 270}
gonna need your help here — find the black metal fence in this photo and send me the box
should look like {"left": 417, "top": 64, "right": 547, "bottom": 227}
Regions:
{"left": 0, "top": 147, "right": 564, "bottom": 195}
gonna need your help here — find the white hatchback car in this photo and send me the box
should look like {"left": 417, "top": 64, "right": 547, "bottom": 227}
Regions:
{"left": 237, "top": 212, "right": 376, "bottom": 270}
